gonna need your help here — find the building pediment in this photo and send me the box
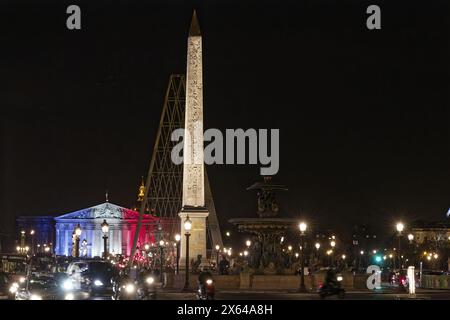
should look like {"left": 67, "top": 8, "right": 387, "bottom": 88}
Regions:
{"left": 55, "top": 202, "right": 156, "bottom": 221}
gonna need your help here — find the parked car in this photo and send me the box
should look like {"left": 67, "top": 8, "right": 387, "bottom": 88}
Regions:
{"left": 0, "top": 272, "right": 11, "bottom": 299}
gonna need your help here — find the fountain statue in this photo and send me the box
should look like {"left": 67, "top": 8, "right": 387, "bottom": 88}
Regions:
{"left": 229, "top": 176, "right": 297, "bottom": 274}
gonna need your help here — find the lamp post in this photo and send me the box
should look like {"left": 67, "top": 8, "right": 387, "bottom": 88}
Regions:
{"left": 20, "top": 230, "right": 25, "bottom": 255}
{"left": 101, "top": 219, "right": 109, "bottom": 259}
{"left": 396, "top": 222, "right": 404, "bottom": 270}
{"left": 407, "top": 233, "right": 415, "bottom": 266}
{"left": 73, "top": 224, "right": 82, "bottom": 258}
{"left": 30, "top": 230, "right": 35, "bottom": 256}
{"left": 175, "top": 234, "right": 181, "bottom": 275}
{"left": 159, "top": 239, "right": 165, "bottom": 283}
{"left": 298, "top": 222, "right": 307, "bottom": 292}
{"left": 81, "top": 239, "right": 88, "bottom": 258}
{"left": 182, "top": 216, "right": 192, "bottom": 291}
{"left": 315, "top": 242, "right": 320, "bottom": 262}
{"left": 215, "top": 245, "right": 220, "bottom": 271}
{"left": 330, "top": 240, "right": 336, "bottom": 266}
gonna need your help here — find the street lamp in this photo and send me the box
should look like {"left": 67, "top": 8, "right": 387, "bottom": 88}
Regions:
{"left": 101, "top": 219, "right": 109, "bottom": 259}
{"left": 175, "top": 234, "right": 181, "bottom": 275}
{"left": 20, "top": 230, "right": 26, "bottom": 255}
{"left": 159, "top": 239, "right": 165, "bottom": 283}
{"left": 183, "top": 216, "right": 192, "bottom": 291}
{"left": 30, "top": 230, "right": 35, "bottom": 255}
{"left": 330, "top": 240, "right": 336, "bottom": 266}
{"left": 408, "top": 234, "right": 414, "bottom": 243}
{"left": 396, "top": 222, "right": 404, "bottom": 269}
{"left": 315, "top": 243, "right": 320, "bottom": 250}
{"left": 215, "top": 245, "right": 220, "bottom": 271}
{"left": 298, "top": 221, "right": 307, "bottom": 292}
{"left": 81, "top": 239, "right": 87, "bottom": 257}
{"left": 72, "top": 224, "right": 82, "bottom": 258}
{"left": 246, "top": 240, "right": 251, "bottom": 248}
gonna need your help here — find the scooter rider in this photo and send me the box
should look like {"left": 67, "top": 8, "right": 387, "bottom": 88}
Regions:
{"left": 325, "top": 269, "right": 338, "bottom": 288}
{"left": 198, "top": 267, "right": 213, "bottom": 294}
{"left": 112, "top": 269, "right": 132, "bottom": 299}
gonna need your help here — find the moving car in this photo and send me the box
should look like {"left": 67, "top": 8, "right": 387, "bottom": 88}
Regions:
{"left": 15, "top": 275, "right": 82, "bottom": 300}
{"left": 67, "top": 260, "right": 115, "bottom": 295}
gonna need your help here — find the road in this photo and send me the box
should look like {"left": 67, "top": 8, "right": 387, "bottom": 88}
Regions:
{"left": 89, "top": 289, "right": 450, "bottom": 300}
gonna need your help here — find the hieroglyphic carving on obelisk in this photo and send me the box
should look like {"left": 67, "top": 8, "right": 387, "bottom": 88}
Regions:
{"left": 179, "top": 10, "right": 209, "bottom": 267}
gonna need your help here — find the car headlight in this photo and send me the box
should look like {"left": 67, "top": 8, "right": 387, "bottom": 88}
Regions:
{"left": 65, "top": 293, "right": 75, "bottom": 300}
{"left": 125, "top": 284, "right": 135, "bottom": 293}
{"left": 146, "top": 277, "right": 154, "bottom": 285}
{"left": 94, "top": 280, "right": 103, "bottom": 286}
{"left": 62, "top": 279, "right": 74, "bottom": 291}
{"left": 206, "top": 279, "right": 213, "bottom": 285}
{"left": 30, "top": 294, "right": 42, "bottom": 300}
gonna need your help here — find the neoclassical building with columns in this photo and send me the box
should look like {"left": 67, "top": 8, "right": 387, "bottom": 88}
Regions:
{"left": 54, "top": 201, "right": 159, "bottom": 258}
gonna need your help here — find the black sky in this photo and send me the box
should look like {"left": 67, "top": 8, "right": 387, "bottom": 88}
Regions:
{"left": 1, "top": 0, "right": 449, "bottom": 238}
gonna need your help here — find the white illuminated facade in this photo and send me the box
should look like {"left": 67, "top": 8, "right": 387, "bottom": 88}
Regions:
{"left": 55, "top": 202, "right": 158, "bottom": 258}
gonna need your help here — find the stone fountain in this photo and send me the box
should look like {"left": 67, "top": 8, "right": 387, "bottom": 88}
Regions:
{"left": 229, "top": 176, "right": 297, "bottom": 274}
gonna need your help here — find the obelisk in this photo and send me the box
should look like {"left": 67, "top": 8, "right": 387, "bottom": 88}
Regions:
{"left": 179, "top": 10, "right": 209, "bottom": 267}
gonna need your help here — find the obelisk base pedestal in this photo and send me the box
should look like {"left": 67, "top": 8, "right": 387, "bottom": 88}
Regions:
{"left": 179, "top": 207, "right": 210, "bottom": 270}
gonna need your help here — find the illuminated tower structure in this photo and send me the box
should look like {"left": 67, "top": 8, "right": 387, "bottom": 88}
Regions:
{"left": 128, "top": 12, "right": 223, "bottom": 264}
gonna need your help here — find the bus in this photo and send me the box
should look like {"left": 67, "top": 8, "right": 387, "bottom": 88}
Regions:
{"left": 0, "top": 254, "right": 28, "bottom": 281}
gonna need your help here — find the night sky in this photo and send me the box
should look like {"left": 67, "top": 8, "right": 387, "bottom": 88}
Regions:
{"left": 1, "top": 0, "right": 449, "bottom": 240}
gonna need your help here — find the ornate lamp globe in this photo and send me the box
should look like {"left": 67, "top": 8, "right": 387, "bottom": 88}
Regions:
{"left": 298, "top": 222, "right": 307, "bottom": 233}
{"left": 159, "top": 240, "right": 165, "bottom": 247}
{"left": 245, "top": 240, "right": 251, "bottom": 247}
{"left": 330, "top": 240, "right": 336, "bottom": 248}
{"left": 396, "top": 222, "right": 404, "bottom": 233}
{"left": 175, "top": 234, "right": 181, "bottom": 242}
{"left": 407, "top": 234, "right": 414, "bottom": 241}
{"left": 75, "top": 224, "right": 82, "bottom": 237}
{"left": 184, "top": 216, "right": 192, "bottom": 233}
{"left": 215, "top": 244, "right": 220, "bottom": 251}
{"left": 315, "top": 243, "right": 321, "bottom": 250}
{"left": 101, "top": 219, "right": 109, "bottom": 234}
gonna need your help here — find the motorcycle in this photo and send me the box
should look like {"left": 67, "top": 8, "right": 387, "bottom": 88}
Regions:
{"left": 136, "top": 276, "right": 157, "bottom": 300}
{"left": 317, "top": 278, "right": 345, "bottom": 299}
{"left": 197, "top": 278, "right": 215, "bottom": 300}
{"left": 111, "top": 280, "right": 137, "bottom": 300}
{"left": 112, "top": 276, "right": 156, "bottom": 300}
